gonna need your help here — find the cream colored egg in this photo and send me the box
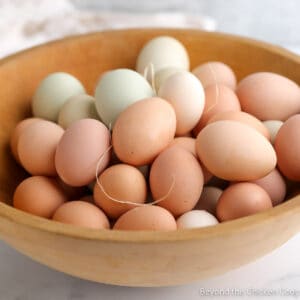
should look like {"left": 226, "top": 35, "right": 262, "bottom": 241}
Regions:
{"left": 176, "top": 210, "right": 219, "bottom": 229}
{"left": 263, "top": 120, "right": 283, "bottom": 144}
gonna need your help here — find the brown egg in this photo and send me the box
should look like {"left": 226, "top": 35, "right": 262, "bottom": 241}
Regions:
{"left": 150, "top": 146, "right": 203, "bottom": 217}
{"left": 195, "top": 186, "right": 223, "bottom": 215}
{"left": 216, "top": 183, "right": 272, "bottom": 221}
{"left": 236, "top": 72, "right": 300, "bottom": 121}
{"left": 13, "top": 176, "right": 67, "bottom": 218}
{"left": 94, "top": 164, "right": 147, "bottom": 219}
{"left": 113, "top": 206, "right": 177, "bottom": 231}
{"left": 53, "top": 201, "right": 109, "bottom": 229}
{"left": 208, "top": 111, "right": 270, "bottom": 140}
{"left": 112, "top": 97, "right": 176, "bottom": 166}
{"left": 18, "top": 120, "right": 64, "bottom": 176}
{"left": 193, "top": 84, "right": 241, "bottom": 135}
{"left": 275, "top": 114, "right": 300, "bottom": 180}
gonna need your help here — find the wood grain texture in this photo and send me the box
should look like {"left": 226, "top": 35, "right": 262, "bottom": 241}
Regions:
{"left": 0, "top": 29, "right": 300, "bottom": 287}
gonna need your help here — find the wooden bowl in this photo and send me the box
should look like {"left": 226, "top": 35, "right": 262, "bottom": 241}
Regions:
{"left": 0, "top": 29, "right": 300, "bottom": 287}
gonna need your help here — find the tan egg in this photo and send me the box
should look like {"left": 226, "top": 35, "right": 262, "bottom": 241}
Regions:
{"left": 55, "top": 119, "right": 111, "bottom": 186}
{"left": 158, "top": 71, "right": 205, "bottom": 135}
{"left": 56, "top": 178, "right": 87, "bottom": 200}
{"left": 154, "top": 67, "right": 182, "bottom": 92}
{"left": 250, "top": 169, "right": 286, "bottom": 206}
{"left": 263, "top": 120, "right": 283, "bottom": 144}
{"left": 53, "top": 201, "right": 109, "bottom": 229}
{"left": 216, "top": 183, "right": 272, "bottom": 221}
{"left": 113, "top": 206, "right": 177, "bottom": 231}
{"left": 150, "top": 146, "right": 203, "bottom": 217}
{"left": 195, "top": 186, "right": 223, "bottom": 215}
{"left": 176, "top": 210, "right": 219, "bottom": 229}
{"left": 196, "top": 121, "right": 277, "bottom": 181}
{"left": 13, "top": 176, "right": 67, "bottom": 218}
{"left": 193, "top": 84, "right": 241, "bottom": 135}
{"left": 236, "top": 72, "right": 300, "bottom": 121}
{"left": 207, "top": 111, "right": 270, "bottom": 140}
{"left": 18, "top": 120, "right": 64, "bottom": 176}
{"left": 275, "top": 114, "right": 300, "bottom": 181}
{"left": 192, "top": 61, "right": 237, "bottom": 89}
{"left": 10, "top": 118, "right": 41, "bottom": 162}
{"left": 94, "top": 164, "right": 147, "bottom": 219}
{"left": 112, "top": 97, "right": 176, "bottom": 166}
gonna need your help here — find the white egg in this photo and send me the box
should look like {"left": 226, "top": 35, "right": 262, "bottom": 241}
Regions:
{"left": 154, "top": 67, "right": 182, "bottom": 92}
{"left": 32, "top": 72, "right": 85, "bottom": 122}
{"left": 95, "top": 69, "right": 155, "bottom": 127}
{"left": 263, "top": 120, "right": 283, "bottom": 144}
{"left": 176, "top": 210, "right": 219, "bottom": 229}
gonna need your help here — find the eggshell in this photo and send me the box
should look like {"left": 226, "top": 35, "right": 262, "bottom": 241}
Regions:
{"left": 53, "top": 201, "right": 109, "bottom": 229}
{"left": 32, "top": 72, "right": 85, "bottom": 121}
{"left": 196, "top": 120, "right": 277, "bottom": 181}
{"left": 94, "top": 164, "right": 147, "bottom": 219}
{"left": 216, "top": 183, "right": 272, "bottom": 221}
{"left": 263, "top": 120, "right": 283, "bottom": 144}
{"left": 275, "top": 114, "right": 300, "bottom": 180}
{"left": 150, "top": 146, "right": 204, "bottom": 217}
{"left": 13, "top": 176, "right": 67, "bottom": 218}
{"left": 55, "top": 119, "right": 111, "bottom": 186}
{"left": 136, "top": 36, "right": 189, "bottom": 74}
{"left": 192, "top": 61, "right": 237, "bottom": 89}
{"left": 113, "top": 206, "right": 177, "bottom": 231}
{"left": 176, "top": 210, "right": 219, "bottom": 229}
{"left": 193, "top": 84, "right": 241, "bottom": 135}
{"left": 236, "top": 72, "right": 300, "bottom": 121}
{"left": 18, "top": 120, "right": 64, "bottom": 176}
{"left": 195, "top": 186, "right": 223, "bottom": 215}
{"left": 112, "top": 97, "right": 176, "bottom": 166}
{"left": 58, "top": 94, "right": 99, "bottom": 129}
{"left": 250, "top": 169, "right": 286, "bottom": 206}
{"left": 154, "top": 67, "right": 182, "bottom": 92}
{"left": 95, "top": 69, "right": 154, "bottom": 127}
{"left": 207, "top": 111, "right": 270, "bottom": 140}
{"left": 158, "top": 71, "right": 205, "bottom": 135}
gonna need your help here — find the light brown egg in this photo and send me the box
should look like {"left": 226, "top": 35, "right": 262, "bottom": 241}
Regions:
{"left": 207, "top": 111, "right": 270, "bottom": 140}
{"left": 18, "top": 120, "right": 64, "bottom": 176}
{"left": 193, "top": 84, "right": 241, "bottom": 135}
{"left": 53, "top": 201, "right": 109, "bottom": 229}
{"left": 195, "top": 186, "right": 223, "bottom": 215}
{"left": 192, "top": 61, "right": 237, "bottom": 89}
{"left": 196, "top": 121, "right": 277, "bottom": 181}
{"left": 216, "top": 183, "right": 272, "bottom": 221}
{"left": 13, "top": 176, "right": 67, "bottom": 218}
{"left": 236, "top": 72, "right": 300, "bottom": 121}
{"left": 112, "top": 97, "right": 176, "bottom": 166}
{"left": 94, "top": 164, "right": 147, "bottom": 219}
{"left": 55, "top": 119, "right": 111, "bottom": 186}
{"left": 113, "top": 206, "right": 177, "bottom": 231}
{"left": 150, "top": 146, "right": 203, "bottom": 217}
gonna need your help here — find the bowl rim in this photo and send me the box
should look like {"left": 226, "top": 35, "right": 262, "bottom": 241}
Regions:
{"left": 1, "top": 28, "right": 300, "bottom": 243}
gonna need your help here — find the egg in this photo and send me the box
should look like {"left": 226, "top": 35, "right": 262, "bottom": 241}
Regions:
{"left": 13, "top": 176, "right": 67, "bottom": 218}
{"left": 150, "top": 146, "right": 203, "bottom": 217}
{"left": 275, "top": 114, "right": 300, "bottom": 180}
{"left": 250, "top": 168, "right": 286, "bottom": 206}
{"left": 112, "top": 97, "right": 176, "bottom": 166}
{"left": 196, "top": 120, "right": 277, "bottom": 181}
{"left": 192, "top": 61, "right": 237, "bottom": 89}
{"left": 53, "top": 201, "right": 109, "bottom": 229}
{"left": 216, "top": 183, "right": 272, "bottom": 221}
{"left": 236, "top": 72, "right": 300, "bottom": 121}
{"left": 158, "top": 71, "right": 205, "bottom": 135}
{"left": 263, "top": 120, "right": 283, "bottom": 144}
{"left": 154, "top": 67, "right": 182, "bottom": 92}
{"left": 176, "top": 210, "right": 219, "bottom": 229}
{"left": 58, "top": 94, "right": 99, "bottom": 129}
{"left": 195, "top": 186, "right": 223, "bottom": 215}
{"left": 55, "top": 119, "right": 111, "bottom": 186}
{"left": 113, "top": 205, "right": 177, "bottom": 231}
{"left": 32, "top": 72, "right": 85, "bottom": 121}
{"left": 193, "top": 84, "right": 241, "bottom": 135}
{"left": 136, "top": 36, "right": 189, "bottom": 75}
{"left": 95, "top": 69, "right": 154, "bottom": 127}
{"left": 207, "top": 111, "right": 270, "bottom": 140}
{"left": 94, "top": 164, "right": 147, "bottom": 219}
{"left": 18, "top": 120, "right": 64, "bottom": 176}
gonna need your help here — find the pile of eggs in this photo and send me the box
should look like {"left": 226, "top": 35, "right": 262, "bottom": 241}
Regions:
{"left": 11, "top": 36, "right": 300, "bottom": 231}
